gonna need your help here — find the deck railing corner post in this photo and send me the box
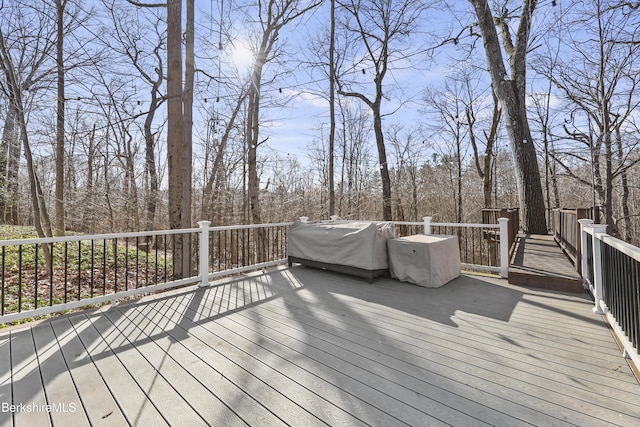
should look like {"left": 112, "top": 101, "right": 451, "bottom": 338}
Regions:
{"left": 422, "top": 216, "right": 432, "bottom": 235}
{"left": 590, "top": 224, "right": 607, "bottom": 314}
{"left": 197, "top": 220, "right": 211, "bottom": 287}
{"left": 498, "top": 217, "right": 509, "bottom": 278}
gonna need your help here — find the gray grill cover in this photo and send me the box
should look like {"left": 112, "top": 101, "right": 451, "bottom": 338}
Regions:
{"left": 287, "top": 221, "right": 395, "bottom": 270}
{"left": 387, "top": 234, "right": 461, "bottom": 287}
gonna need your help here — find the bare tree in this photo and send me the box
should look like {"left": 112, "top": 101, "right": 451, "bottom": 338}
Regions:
{"left": 387, "top": 125, "right": 425, "bottom": 221}
{"left": 335, "top": 0, "right": 427, "bottom": 220}
{"left": 467, "top": 0, "right": 547, "bottom": 233}
{"left": 103, "top": 0, "right": 167, "bottom": 230}
{"left": 423, "top": 82, "right": 470, "bottom": 225}
{"left": 540, "top": 0, "right": 640, "bottom": 237}
{"left": 463, "top": 74, "right": 502, "bottom": 209}
{"left": 243, "top": 0, "right": 321, "bottom": 227}
{"left": 0, "top": 3, "right": 54, "bottom": 269}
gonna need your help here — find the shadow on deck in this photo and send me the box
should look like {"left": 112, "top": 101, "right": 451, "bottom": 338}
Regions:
{"left": 508, "top": 234, "right": 584, "bottom": 293}
{"left": 1, "top": 266, "right": 638, "bottom": 426}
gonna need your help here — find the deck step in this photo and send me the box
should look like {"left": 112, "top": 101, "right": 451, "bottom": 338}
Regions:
{"left": 508, "top": 234, "right": 584, "bottom": 293}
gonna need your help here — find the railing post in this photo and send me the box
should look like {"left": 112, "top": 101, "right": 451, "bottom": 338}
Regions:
{"left": 590, "top": 223, "right": 607, "bottom": 314}
{"left": 498, "top": 217, "right": 509, "bottom": 278}
{"left": 422, "top": 216, "right": 432, "bottom": 234}
{"left": 198, "top": 221, "right": 211, "bottom": 287}
{"left": 578, "top": 219, "right": 593, "bottom": 283}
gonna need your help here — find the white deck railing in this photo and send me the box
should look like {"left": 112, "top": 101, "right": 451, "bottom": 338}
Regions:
{"left": 0, "top": 222, "right": 292, "bottom": 324}
{"left": 579, "top": 219, "right": 640, "bottom": 370}
{"left": 0, "top": 217, "right": 510, "bottom": 324}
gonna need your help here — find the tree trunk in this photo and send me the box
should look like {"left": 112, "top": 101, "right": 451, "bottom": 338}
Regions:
{"left": 615, "top": 127, "right": 630, "bottom": 241}
{"left": 203, "top": 89, "right": 248, "bottom": 215}
{"left": 469, "top": 0, "right": 547, "bottom": 233}
{"left": 328, "top": 0, "right": 336, "bottom": 217}
{"left": 167, "top": 0, "right": 185, "bottom": 277}
{"left": 54, "top": 0, "right": 66, "bottom": 236}
{"left": 82, "top": 124, "right": 96, "bottom": 232}
{"left": 372, "top": 105, "right": 393, "bottom": 221}
{"left": 183, "top": 0, "right": 194, "bottom": 230}
{"left": 0, "top": 103, "right": 20, "bottom": 224}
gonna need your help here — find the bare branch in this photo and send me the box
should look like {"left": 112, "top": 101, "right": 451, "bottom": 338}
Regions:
{"left": 126, "top": 0, "right": 165, "bottom": 7}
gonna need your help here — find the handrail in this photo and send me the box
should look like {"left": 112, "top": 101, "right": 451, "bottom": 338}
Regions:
{"left": 551, "top": 208, "right": 596, "bottom": 274}
{"left": 580, "top": 221, "right": 640, "bottom": 371}
{"left": 0, "top": 222, "right": 291, "bottom": 324}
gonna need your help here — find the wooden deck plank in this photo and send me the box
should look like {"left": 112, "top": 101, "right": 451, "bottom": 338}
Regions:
{"left": 128, "top": 290, "right": 387, "bottom": 427}
{"left": 129, "top": 296, "right": 335, "bottom": 426}
{"left": 212, "top": 296, "right": 522, "bottom": 426}
{"left": 9, "top": 328, "right": 50, "bottom": 427}
{"left": 0, "top": 335, "right": 13, "bottom": 427}
{"left": 1, "top": 267, "right": 639, "bottom": 426}
{"left": 49, "top": 317, "right": 128, "bottom": 426}
{"left": 101, "top": 302, "right": 274, "bottom": 426}
{"left": 214, "top": 272, "right": 608, "bottom": 425}
{"left": 282, "top": 276, "right": 638, "bottom": 393}
{"left": 82, "top": 310, "right": 211, "bottom": 427}
{"left": 509, "top": 234, "right": 584, "bottom": 293}
{"left": 64, "top": 314, "right": 169, "bottom": 427}
{"left": 264, "top": 268, "right": 640, "bottom": 425}
{"left": 30, "top": 323, "right": 89, "bottom": 426}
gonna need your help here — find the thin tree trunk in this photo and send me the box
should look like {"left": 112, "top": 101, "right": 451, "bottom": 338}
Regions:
{"left": 0, "top": 104, "right": 19, "bottom": 224}
{"left": 616, "top": 127, "right": 629, "bottom": 240}
{"left": 54, "top": 0, "right": 66, "bottom": 236}
{"left": 328, "top": 0, "right": 336, "bottom": 217}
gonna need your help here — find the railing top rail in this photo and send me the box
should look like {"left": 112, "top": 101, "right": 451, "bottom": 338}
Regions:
{"left": 600, "top": 233, "right": 640, "bottom": 263}
{"left": 0, "top": 227, "right": 202, "bottom": 247}
{"left": 0, "top": 222, "right": 298, "bottom": 247}
{"left": 208, "top": 222, "right": 294, "bottom": 231}
{"left": 317, "top": 219, "right": 501, "bottom": 229}
{"left": 432, "top": 222, "right": 500, "bottom": 229}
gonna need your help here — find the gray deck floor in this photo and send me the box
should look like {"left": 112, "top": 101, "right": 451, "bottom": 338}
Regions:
{"left": 1, "top": 266, "right": 639, "bottom": 426}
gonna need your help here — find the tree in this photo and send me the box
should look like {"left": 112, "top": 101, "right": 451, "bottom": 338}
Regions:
{"left": 243, "top": 0, "right": 321, "bottom": 227}
{"left": 423, "top": 82, "right": 470, "bottom": 225}
{"left": 538, "top": 0, "right": 640, "bottom": 238}
{"left": 387, "top": 125, "right": 424, "bottom": 221}
{"left": 0, "top": 2, "right": 55, "bottom": 269}
{"left": 468, "top": 0, "right": 547, "bottom": 233}
{"left": 335, "top": 0, "right": 427, "bottom": 221}
{"left": 465, "top": 79, "right": 501, "bottom": 209}
{"left": 54, "top": 0, "right": 67, "bottom": 236}
{"left": 104, "top": 0, "right": 167, "bottom": 230}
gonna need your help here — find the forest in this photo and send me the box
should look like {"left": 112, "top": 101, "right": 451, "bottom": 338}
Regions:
{"left": 0, "top": 0, "right": 639, "bottom": 245}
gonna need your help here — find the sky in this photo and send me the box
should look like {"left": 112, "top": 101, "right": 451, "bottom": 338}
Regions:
{"left": 191, "top": 0, "right": 460, "bottom": 165}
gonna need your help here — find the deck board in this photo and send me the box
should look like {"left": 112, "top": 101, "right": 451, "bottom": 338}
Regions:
{"left": 135, "top": 290, "right": 386, "bottom": 426}
{"left": 49, "top": 317, "right": 128, "bottom": 426}
{"left": 1, "top": 266, "right": 639, "bottom": 426}
{"left": 31, "top": 323, "right": 88, "bottom": 426}
{"left": 85, "top": 310, "right": 211, "bottom": 426}
{"left": 65, "top": 314, "right": 168, "bottom": 426}
{"left": 509, "top": 234, "right": 584, "bottom": 292}
{"left": 0, "top": 335, "right": 13, "bottom": 427}
{"left": 9, "top": 328, "right": 50, "bottom": 427}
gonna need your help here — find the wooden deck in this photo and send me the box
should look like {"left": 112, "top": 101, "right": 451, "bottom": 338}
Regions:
{"left": 509, "top": 234, "right": 585, "bottom": 293}
{"left": 1, "top": 266, "right": 639, "bottom": 426}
